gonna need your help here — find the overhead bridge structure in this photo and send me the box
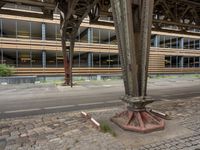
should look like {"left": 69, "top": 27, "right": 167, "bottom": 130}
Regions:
{"left": 0, "top": 0, "right": 200, "bottom": 133}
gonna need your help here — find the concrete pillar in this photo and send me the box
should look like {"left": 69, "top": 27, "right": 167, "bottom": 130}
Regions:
{"left": 88, "top": 53, "right": 93, "bottom": 67}
{"left": 154, "top": 35, "right": 159, "bottom": 47}
{"left": 88, "top": 28, "right": 93, "bottom": 43}
{"left": 42, "top": 23, "right": 46, "bottom": 41}
{"left": 42, "top": 50, "right": 46, "bottom": 68}
{"left": 179, "top": 37, "right": 184, "bottom": 49}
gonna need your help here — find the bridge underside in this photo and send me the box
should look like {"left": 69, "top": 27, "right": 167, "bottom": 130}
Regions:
{"left": 0, "top": 0, "right": 200, "bottom": 133}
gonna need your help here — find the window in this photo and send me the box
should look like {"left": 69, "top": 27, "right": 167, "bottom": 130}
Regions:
{"left": 46, "top": 23, "right": 56, "bottom": 40}
{"left": 93, "top": 53, "right": 100, "bottom": 67}
{"left": 18, "top": 50, "right": 31, "bottom": 67}
{"left": 110, "top": 54, "right": 119, "bottom": 67}
{"left": 17, "top": 20, "right": 30, "bottom": 39}
{"left": 165, "top": 56, "right": 171, "bottom": 68}
{"left": 183, "top": 57, "right": 189, "bottom": 68}
{"left": 195, "top": 57, "right": 200, "bottom": 67}
{"left": 46, "top": 51, "right": 57, "bottom": 67}
{"left": 31, "top": 51, "right": 42, "bottom": 67}
{"left": 31, "top": 22, "right": 42, "bottom": 40}
{"left": 2, "top": 49, "right": 17, "bottom": 67}
{"left": 2, "top": 19, "right": 16, "bottom": 38}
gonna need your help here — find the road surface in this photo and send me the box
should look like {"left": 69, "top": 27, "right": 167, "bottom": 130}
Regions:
{"left": 0, "top": 77, "right": 200, "bottom": 118}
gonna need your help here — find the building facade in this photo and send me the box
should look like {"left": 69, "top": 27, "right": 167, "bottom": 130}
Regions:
{"left": 0, "top": 4, "right": 200, "bottom": 77}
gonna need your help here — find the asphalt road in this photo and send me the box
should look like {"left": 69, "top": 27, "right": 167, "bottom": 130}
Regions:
{"left": 0, "top": 78, "right": 200, "bottom": 118}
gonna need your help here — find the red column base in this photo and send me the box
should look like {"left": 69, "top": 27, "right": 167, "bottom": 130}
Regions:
{"left": 111, "top": 109, "right": 165, "bottom": 133}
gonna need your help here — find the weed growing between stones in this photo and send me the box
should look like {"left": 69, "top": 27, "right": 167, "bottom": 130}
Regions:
{"left": 100, "top": 121, "right": 117, "bottom": 137}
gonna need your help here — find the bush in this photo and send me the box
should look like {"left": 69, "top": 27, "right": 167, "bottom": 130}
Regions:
{"left": 0, "top": 64, "right": 14, "bottom": 77}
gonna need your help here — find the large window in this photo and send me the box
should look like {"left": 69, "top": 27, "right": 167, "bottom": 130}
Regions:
{"left": 17, "top": 20, "right": 31, "bottom": 39}
{"left": 46, "top": 23, "right": 56, "bottom": 40}
{"left": 100, "top": 29, "right": 110, "bottom": 44}
{"left": 31, "top": 51, "right": 42, "bottom": 67}
{"left": 31, "top": 22, "right": 42, "bottom": 40}
{"left": 2, "top": 49, "right": 17, "bottom": 67}
{"left": 73, "top": 52, "right": 80, "bottom": 67}
{"left": 2, "top": 19, "right": 16, "bottom": 38}
{"left": 18, "top": 50, "right": 31, "bottom": 67}
{"left": 46, "top": 51, "right": 57, "bottom": 67}
{"left": 93, "top": 53, "right": 100, "bottom": 67}
{"left": 110, "top": 54, "right": 120, "bottom": 67}
{"left": 93, "top": 28, "right": 100, "bottom": 44}
{"left": 101, "top": 53, "right": 110, "bottom": 67}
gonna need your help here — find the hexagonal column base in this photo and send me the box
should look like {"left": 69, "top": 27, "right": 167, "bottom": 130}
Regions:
{"left": 111, "top": 97, "right": 165, "bottom": 133}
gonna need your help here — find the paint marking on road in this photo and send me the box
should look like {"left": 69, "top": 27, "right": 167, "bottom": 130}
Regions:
{"left": 44, "top": 105, "right": 75, "bottom": 110}
{"left": 102, "top": 85, "right": 112, "bottom": 87}
{"left": 77, "top": 102, "right": 105, "bottom": 106}
{"left": 105, "top": 100, "right": 122, "bottom": 103}
{"left": 4, "top": 108, "right": 41, "bottom": 114}
{"left": 161, "top": 92, "right": 200, "bottom": 97}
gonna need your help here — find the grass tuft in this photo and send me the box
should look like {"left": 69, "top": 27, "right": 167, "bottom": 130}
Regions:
{"left": 100, "top": 121, "right": 117, "bottom": 137}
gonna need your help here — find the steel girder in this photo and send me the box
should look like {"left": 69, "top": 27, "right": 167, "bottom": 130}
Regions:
{"left": 110, "top": 0, "right": 165, "bottom": 133}
{"left": 110, "top": 0, "right": 154, "bottom": 98}
{"left": 57, "top": 0, "right": 98, "bottom": 86}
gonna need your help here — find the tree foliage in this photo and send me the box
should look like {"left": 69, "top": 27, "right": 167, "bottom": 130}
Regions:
{"left": 0, "top": 64, "right": 14, "bottom": 77}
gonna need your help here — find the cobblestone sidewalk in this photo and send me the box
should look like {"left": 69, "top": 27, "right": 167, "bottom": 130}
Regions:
{"left": 0, "top": 112, "right": 125, "bottom": 150}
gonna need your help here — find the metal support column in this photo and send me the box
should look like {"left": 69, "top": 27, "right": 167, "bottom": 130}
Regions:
{"left": 110, "top": 0, "right": 164, "bottom": 133}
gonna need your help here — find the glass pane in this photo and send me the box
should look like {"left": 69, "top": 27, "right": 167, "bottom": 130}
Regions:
{"left": 171, "top": 37, "right": 178, "bottom": 48}
{"left": 159, "top": 35, "right": 165, "bottom": 48}
{"left": 189, "top": 39, "right": 195, "bottom": 49}
{"left": 165, "top": 56, "right": 171, "bottom": 68}
{"left": 183, "top": 57, "right": 189, "bottom": 68}
{"left": 165, "top": 36, "right": 171, "bottom": 48}
{"left": 56, "top": 25, "right": 61, "bottom": 41}
{"left": 189, "top": 57, "right": 194, "bottom": 67}
{"left": 110, "top": 30, "right": 117, "bottom": 45}
{"left": 79, "top": 27, "right": 89, "bottom": 43}
{"left": 110, "top": 53, "right": 119, "bottom": 67}
{"left": 93, "top": 53, "right": 100, "bottom": 67}
{"left": 2, "top": 19, "right": 16, "bottom": 38}
{"left": 101, "top": 53, "right": 109, "bottom": 67}
{"left": 195, "top": 57, "right": 200, "bottom": 67}
{"left": 18, "top": 50, "right": 31, "bottom": 67}
{"left": 57, "top": 51, "right": 63, "bottom": 67}
{"left": 46, "top": 51, "right": 57, "bottom": 67}
{"left": 17, "top": 20, "right": 30, "bottom": 39}
{"left": 46, "top": 23, "right": 56, "bottom": 40}
{"left": 73, "top": 52, "right": 80, "bottom": 67}
{"left": 100, "top": 29, "right": 109, "bottom": 44}
{"left": 184, "top": 38, "right": 189, "bottom": 49}
{"left": 195, "top": 40, "right": 200, "bottom": 50}
{"left": 93, "top": 28, "right": 100, "bottom": 44}
{"left": 2, "top": 49, "right": 17, "bottom": 67}
{"left": 79, "top": 52, "right": 88, "bottom": 67}
{"left": 31, "top": 51, "right": 42, "bottom": 67}
{"left": 31, "top": 22, "right": 42, "bottom": 40}
{"left": 171, "top": 56, "right": 177, "bottom": 68}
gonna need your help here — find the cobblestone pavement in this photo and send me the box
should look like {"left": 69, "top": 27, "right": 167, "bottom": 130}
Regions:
{"left": 1, "top": 96, "right": 200, "bottom": 149}
{"left": 0, "top": 111, "right": 125, "bottom": 150}
{"left": 137, "top": 97, "right": 200, "bottom": 150}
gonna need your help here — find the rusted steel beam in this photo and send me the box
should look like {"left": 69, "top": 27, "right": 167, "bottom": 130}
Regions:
{"left": 110, "top": 0, "right": 165, "bottom": 133}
